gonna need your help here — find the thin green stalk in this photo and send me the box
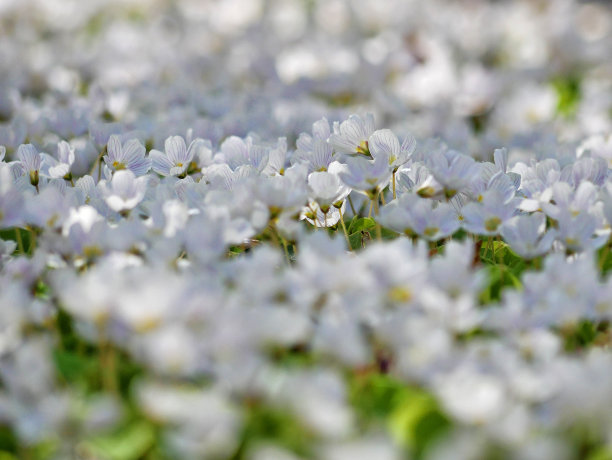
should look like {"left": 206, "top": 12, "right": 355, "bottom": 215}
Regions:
{"left": 373, "top": 192, "right": 382, "bottom": 241}
{"left": 28, "top": 227, "right": 37, "bottom": 254}
{"left": 532, "top": 256, "right": 542, "bottom": 271}
{"left": 338, "top": 207, "right": 352, "bottom": 251}
{"left": 392, "top": 173, "right": 397, "bottom": 200}
{"left": 278, "top": 233, "right": 291, "bottom": 265}
{"left": 15, "top": 227, "right": 25, "bottom": 254}
{"left": 89, "top": 145, "right": 107, "bottom": 178}
{"left": 266, "top": 224, "right": 282, "bottom": 247}
{"left": 373, "top": 192, "right": 381, "bottom": 216}
{"left": 98, "top": 323, "right": 118, "bottom": 395}
{"left": 348, "top": 195, "right": 357, "bottom": 216}
{"left": 599, "top": 241, "right": 610, "bottom": 273}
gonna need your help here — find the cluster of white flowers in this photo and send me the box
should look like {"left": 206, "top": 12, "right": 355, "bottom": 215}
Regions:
{"left": 2, "top": 0, "right": 612, "bottom": 459}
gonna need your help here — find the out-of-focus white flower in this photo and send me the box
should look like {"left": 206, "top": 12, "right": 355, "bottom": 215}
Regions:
{"left": 339, "top": 153, "right": 391, "bottom": 197}
{"left": 98, "top": 169, "right": 148, "bottom": 213}
{"left": 40, "top": 140, "right": 75, "bottom": 179}
{"left": 500, "top": 213, "right": 557, "bottom": 259}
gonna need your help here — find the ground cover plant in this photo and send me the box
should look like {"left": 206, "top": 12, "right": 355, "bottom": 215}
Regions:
{"left": 2, "top": 0, "right": 612, "bottom": 459}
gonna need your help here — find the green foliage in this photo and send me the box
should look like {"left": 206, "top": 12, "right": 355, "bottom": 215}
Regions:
{"left": 265, "top": 344, "right": 316, "bottom": 368}
{"left": 562, "top": 320, "right": 610, "bottom": 353}
{"left": 552, "top": 76, "right": 581, "bottom": 118}
{"left": 232, "top": 403, "right": 315, "bottom": 459}
{"left": 0, "top": 228, "right": 32, "bottom": 255}
{"left": 587, "top": 447, "right": 612, "bottom": 460}
{"left": 344, "top": 217, "right": 398, "bottom": 250}
{"left": 348, "top": 217, "right": 377, "bottom": 234}
{"left": 347, "top": 217, "right": 376, "bottom": 249}
{"left": 478, "top": 240, "right": 525, "bottom": 304}
{"left": 348, "top": 373, "right": 450, "bottom": 459}
{"left": 0, "top": 425, "right": 17, "bottom": 455}
{"left": 53, "top": 308, "right": 144, "bottom": 397}
{"left": 349, "top": 373, "right": 407, "bottom": 421}
{"left": 597, "top": 243, "right": 612, "bottom": 276}
{"left": 81, "top": 420, "right": 157, "bottom": 460}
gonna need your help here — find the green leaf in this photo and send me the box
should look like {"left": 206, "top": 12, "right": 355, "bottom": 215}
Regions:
{"left": 348, "top": 231, "right": 365, "bottom": 250}
{"left": 381, "top": 227, "right": 399, "bottom": 240}
{"left": 478, "top": 264, "right": 523, "bottom": 305}
{"left": 0, "top": 228, "right": 31, "bottom": 255}
{"left": 388, "top": 387, "right": 450, "bottom": 457}
{"left": 587, "top": 447, "right": 612, "bottom": 460}
{"left": 552, "top": 76, "right": 581, "bottom": 118}
{"left": 562, "top": 320, "right": 608, "bottom": 352}
{"left": 0, "top": 453, "right": 18, "bottom": 460}
{"left": 84, "top": 421, "right": 156, "bottom": 460}
{"left": 232, "top": 404, "right": 315, "bottom": 459}
{"left": 348, "top": 217, "right": 376, "bottom": 234}
{"left": 0, "top": 424, "right": 17, "bottom": 453}
{"left": 53, "top": 350, "right": 99, "bottom": 383}
{"left": 349, "top": 373, "right": 407, "bottom": 421}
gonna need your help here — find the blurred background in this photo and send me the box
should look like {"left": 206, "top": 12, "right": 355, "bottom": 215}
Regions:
{"left": 1, "top": 0, "right": 612, "bottom": 162}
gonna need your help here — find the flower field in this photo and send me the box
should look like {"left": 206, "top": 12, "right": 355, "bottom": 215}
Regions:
{"left": 2, "top": 0, "right": 612, "bottom": 459}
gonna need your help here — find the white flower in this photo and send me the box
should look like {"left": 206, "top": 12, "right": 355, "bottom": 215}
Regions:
{"left": 40, "top": 140, "right": 75, "bottom": 179}
{"left": 150, "top": 135, "right": 208, "bottom": 177}
{"left": 98, "top": 170, "right": 148, "bottom": 213}
{"left": 368, "top": 128, "right": 416, "bottom": 170}
{"left": 500, "top": 213, "right": 557, "bottom": 259}
{"left": 17, "top": 144, "right": 41, "bottom": 186}
{"left": 103, "top": 135, "right": 151, "bottom": 176}
{"left": 338, "top": 153, "right": 391, "bottom": 197}
{"left": 329, "top": 113, "right": 376, "bottom": 156}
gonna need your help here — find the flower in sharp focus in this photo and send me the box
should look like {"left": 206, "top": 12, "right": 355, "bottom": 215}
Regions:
{"left": 98, "top": 169, "right": 148, "bottom": 214}
{"left": 150, "top": 135, "right": 203, "bottom": 178}
{"left": 103, "top": 135, "right": 151, "bottom": 177}
{"left": 368, "top": 128, "right": 416, "bottom": 171}
{"left": 307, "top": 162, "right": 351, "bottom": 210}
{"left": 17, "top": 143, "right": 42, "bottom": 187}
{"left": 219, "top": 135, "right": 270, "bottom": 173}
{"left": 292, "top": 117, "right": 334, "bottom": 172}
{"left": 329, "top": 113, "right": 376, "bottom": 156}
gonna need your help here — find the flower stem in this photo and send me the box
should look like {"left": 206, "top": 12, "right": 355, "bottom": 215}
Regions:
{"left": 599, "top": 240, "right": 610, "bottom": 273}
{"left": 15, "top": 228, "right": 24, "bottom": 254}
{"left": 28, "top": 227, "right": 36, "bottom": 254}
{"left": 348, "top": 195, "right": 357, "bottom": 216}
{"left": 90, "top": 145, "right": 107, "bottom": 178}
{"left": 338, "top": 207, "right": 352, "bottom": 251}
{"left": 98, "top": 323, "right": 118, "bottom": 394}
